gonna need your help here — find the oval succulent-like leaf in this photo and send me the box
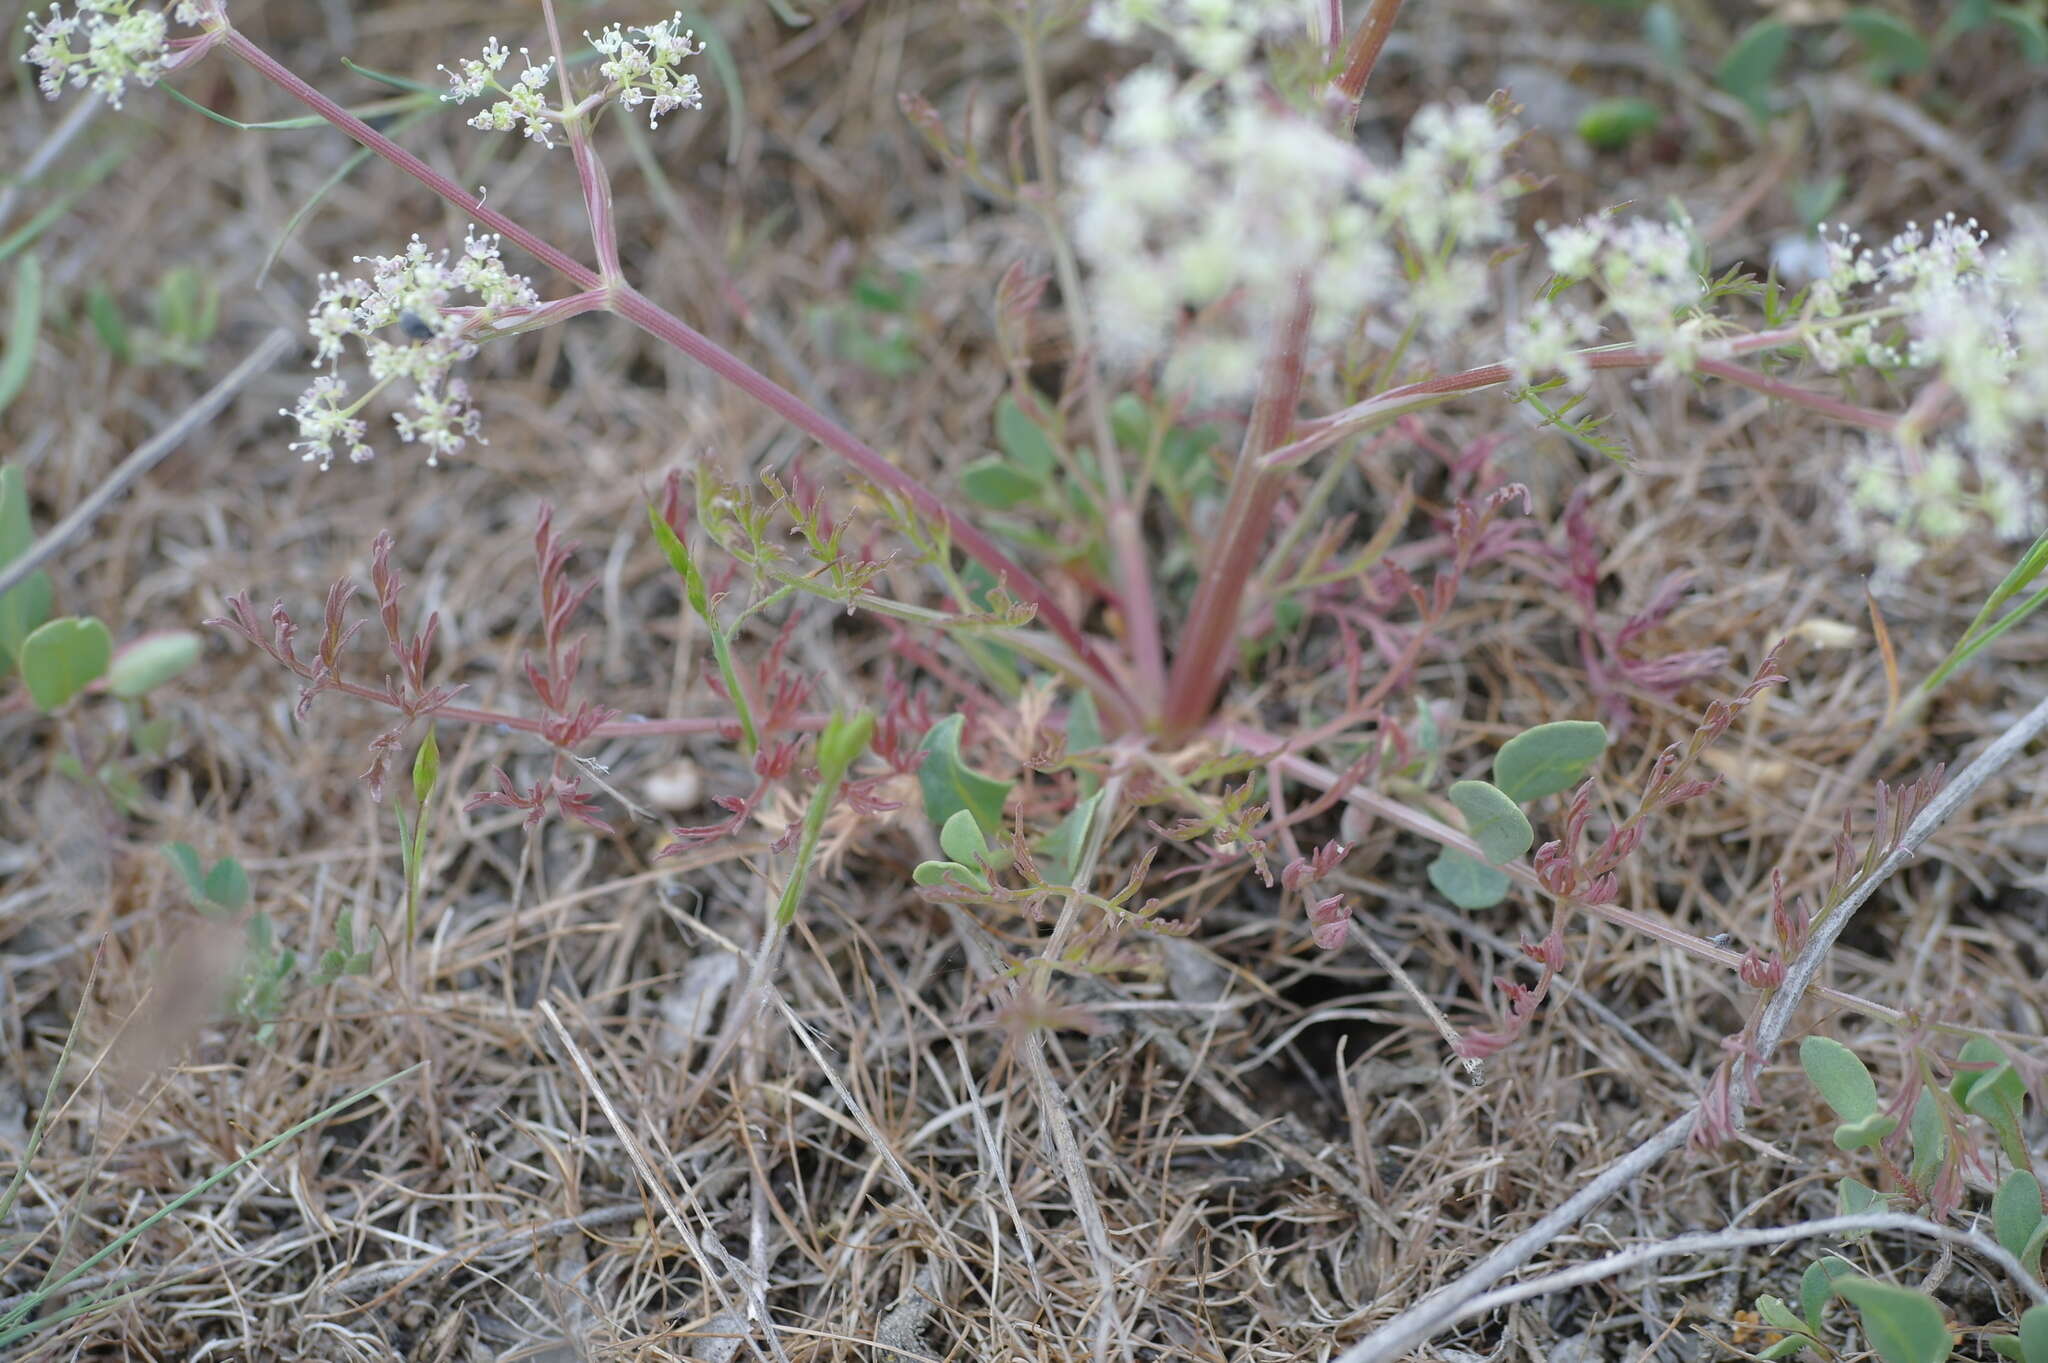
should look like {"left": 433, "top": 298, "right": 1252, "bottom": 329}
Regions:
{"left": 1643, "top": 3, "right": 1686, "bottom": 70}
{"left": 912, "top": 857, "right": 988, "bottom": 893}
{"left": 995, "top": 396, "right": 1057, "bottom": 478}
{"left": 2025, "top": 1222, "right": 2048, "bottom": 1282}
{"left": 21, "top": 616, "right": 111, "bottom": 712}
{"left": 1493, "top": 720, "right": 1608, "bottom": 802}
{"left": 1716, "top": 20, "right": 1791, "bottom": 116}
{"left": 203, "top": 857, "right": 250, "bottom": 913}
{"left": 1837, "top": 1176, "right": 1886, "bottom": 1219}
{"left": 164, "top": 841, "right": 209, "bottom": 904}
{"left": 1994, "top": 1170, "right": 2044, "bottom": 1262}
{"left": 1997, "top": 5, "right": 2048, "bottom": 62}
{"left": 918, "top": 714, "right": 1013, "bottom": 838}
{"left": 1950, "top": 1036, "right": 2008, "bottom": 1105}
{"left": 1801, "top": 1256, "right": 1857, "bottom": 1336}
{"left": 1448, "top": 780, "right": 1534, "bottom": 864}
{"left": 938, "top": 808, "right": 987, "bottom": 867}
{"left": 1428, "top": 849, "right": 1511, "bottom": 909}
{"left": 961, "top": 455, "right": 1045, "bottom": 510}
{"left": 1843, "top": 8, "right": 1930, "bottom": 74}
{"left": 1038, "top": 788, "right": 1104, "bottom": 888}
{"left": 1, "top": 464, "right": 56, "bottom": 673}
{"left": 1831, "top": 1276, "right": 1952, "bottom": 1363}
{"left": 1832, "top": 1110, "right": 1901, "bottom": 1152}
{"left": 1907, "top": 1088, "right": 1946, "bottom": 1189}
{"left": 2020, "top": 1304, "right": 2048, "bottom": 1363}
{"left": 1801, "top": 1036, "right": 1884, "bottom": 1124}
{"left": 107, "top": 630, "right": 202, "bottom": 698}
{"left": 1756, "top": 1295, "right": 1808, "bottom": 1335}
{"left": 1577, "top": 97, "right": 1662, "bottom": 151}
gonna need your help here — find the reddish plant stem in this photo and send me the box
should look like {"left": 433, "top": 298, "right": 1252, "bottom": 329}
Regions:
{"left": 221, "top": 30, "right": 596, "bottom": 286}
{"left": 1156, "top": 3, "right": 1409, "bottom": 739}
{"left": 538, "top": 0, "right": 623, "bottom": 281}
{"left": 1335, "top": 0, "right": 1408, "bottom": 117}
{"left": 1266, "top": 333, "right": 1899, "bottom": 472}
{"left": 1106, "top": 506, "right": 1164, "bottom": 706}
{"left": 1159, "top": 288, "right": 1314, "bottom": 739}
{"left": 1693, "top": 357, "right": 1899, "bottom": 431}
{"left": 218, "top": 28, "right": 1135, "bottom": 722}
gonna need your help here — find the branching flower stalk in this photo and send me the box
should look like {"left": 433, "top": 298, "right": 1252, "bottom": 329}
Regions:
{"left": 187, "top": 14, "right": 1140, "bottom": 724}
{"left": 27, "top": 3, "right": 2033, "bottom": 753}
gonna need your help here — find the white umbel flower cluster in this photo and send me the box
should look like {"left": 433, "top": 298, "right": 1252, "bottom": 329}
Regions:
{"left": 22, "top": 0, "right": 207, "bottom": 108}
{"left": 440, "top": 14, "right": 704, "bottom": 146}
{"left": 1513, "top": 214, "right": 1706, "bottom": 383}
{"left": 588, "top": 12, "right": 704, "bottom": 129}
{"left": 1070, "top": 68, "right": 1521, "bottom": 400}
{"left": 289, "top": 228, "right": 539, "bottom": 469}
{"left": 1816, "top": 217, "right": 2048, "bottom": 574}
{"left": 1818, "top": 215, "right": 2039, "bottom": 455}
{"left": 1843, "top": 439, "right": 2038, "bottom": 579}
{"left": 1088, "top": 0, "right": 1311, "bottom": 73}
{"left": 440, "top": 38, "right": 559, "bottom": 148}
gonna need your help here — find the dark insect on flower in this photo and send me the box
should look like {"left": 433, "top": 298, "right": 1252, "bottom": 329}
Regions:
{"left": 398, "top": 309, "right": 437, "bottom": 341}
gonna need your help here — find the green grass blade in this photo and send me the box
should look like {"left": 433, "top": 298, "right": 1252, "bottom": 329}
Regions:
{"left": 0, "top": 1064, "right": 421, "bottom": 1345}
{"left": 1921, "top": 581, "right": 2048, "bottom": 695}
{"left": 0, "top": 975, "right": 92, "bottom": 1226}
{"left": 0, "top": 256, "right": 44, "bottom": 419}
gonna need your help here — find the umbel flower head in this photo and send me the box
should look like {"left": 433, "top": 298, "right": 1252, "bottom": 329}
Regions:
{"left": 1511, "top": 213, "right": 1707, "bottom": 385}
{"left": 1069, "top": 68, "right": 1522, "bottom": 400}
{"left": 287, "top": 227, "right": 539, "bottom": 469}
{"left": 1088, "top": 0, "right": 1312, "bottom": 74}
{"left": 1796, "top": 215, "right": 2047, "bottom": 576}
{"left": 439, "top": 13, "right": 704, "bottom": 145}
{"left": 588, "top": 11, "right": 704, "bottom": 129}
{"left": 440, "top": 38, "right": 559, "bottom": 148}
{"left": 22, "top": 0, "right": 209, "bottom": 108}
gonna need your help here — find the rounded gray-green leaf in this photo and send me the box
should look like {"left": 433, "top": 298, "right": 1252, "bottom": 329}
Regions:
{"left": 918, "top": 714, "right": 1013, "bottom": 838}
{"left": 1428, "top": 849, "right": 1511, "bottom": 909}
{"left": 108, "top": 631, "right": 202, "bottom": 698}
{"left": 1493, "top": 720, "right": 1607, "bottom": 802}
{"left": 1448, "top": 780, "right": 1534, "bottom": 864}
{"left": 1831, "top": 1277, "right": 1952, "bottom": 1363}
{"left": 21, "top": 616, "right": 112, "bottom": 712}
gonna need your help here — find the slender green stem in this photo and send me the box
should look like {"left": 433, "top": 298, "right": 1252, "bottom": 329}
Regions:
{"left": 649, "top": 506, "right": 759, "bottom": 755}
{"left": 774, "top": 712, "right": 873, "bottom": 924}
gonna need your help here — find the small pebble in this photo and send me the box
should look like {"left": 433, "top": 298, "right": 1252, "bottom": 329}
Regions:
{"left": 644, "top": 758, "right": 703, "bottom": 811}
